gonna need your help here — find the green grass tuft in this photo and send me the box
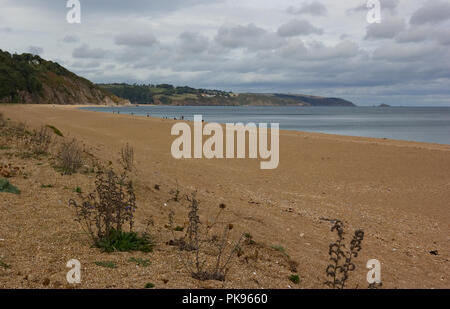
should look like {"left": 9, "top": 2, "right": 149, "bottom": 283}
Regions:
{"left": 289, "top": 274, "right": 300, "bottom": 284}
{"left": 144, "top": 282, "right": 155, "bottom": 289}
{"left": 271, "top": 245, "right": 288, "bottom": 256}
{"left": 0, "top": 260, "right": 11, "bottom": 269}
{"left": 94, "top": 261, "right": 117, "bottom": 269}
{"left": 46, "top": 125, "right": 64, "bottom": 137}
{"left": 0, "top": 178, "right": 20, "bottom": 194}
{"left": 129, "top": 257, "right": 151, "bottom": 267}
{"left": 95, "top": 230, "right": 153, "bottom": 253}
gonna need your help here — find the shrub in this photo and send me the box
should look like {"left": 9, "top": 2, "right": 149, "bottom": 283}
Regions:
{"left": 57, "top": 138, "right": 83, "bottom": 175}
{"left": 168, "top": 193, "right": 244, "bottom": 281}
{"left": 0, "top": 178, "right": 20, "bottom": 194}
{"left": 29, "top": 126, "right": 52, "bottom": 155}
{"left": 12, "top": 121, "right": 28, "bottom": 138}
{"left": 69, "top": 168, "right": 151, "bottom": 252}
{"left": 144, "top": 283, "right": 155, "bottom": 289}
{"left": 325, "top": 220, "right": 364, "bottom": 289}
{"left": 119, "top": 143, "right": 134, "bottom": 172}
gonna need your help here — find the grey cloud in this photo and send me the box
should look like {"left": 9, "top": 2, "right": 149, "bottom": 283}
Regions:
{"left": 395, "top": 27, "right": 430, "bottom": 43}
{"left": 60, "top": 35, "right": 79, "bottom": 44}
{"left": 287, "top": 1, "right": 327, "bottom": 16}
{"left": 27, "top": 46, "right": 44, "bottom": 55}
{"left": 277, "top": 20, "right": 323, "bottom": 37}
{"left": 410, "top": 0, "right": 450, "bottom": 25}
{"left": 380, "top": 0, "right": 400, "bottom": 11}
{"left": 73, "top": 44, "right": 106, "bottom": 59}
{"left": 395, "top": 26, "right": 450, "bottom": 45}
{"left": 177, "top": 32, "right": 209, "bottom": 54}
{"left": 115, "top": 33, "right": 158, "bottom": 47}
{"left": 436, "top": 29, "right": 450, "bottom": 45}
{"left": 373, "top": 42, "right": 445, "bottom": 62}
{"left": 71, "top": 61, "right": 101, "bottom": 69}
{"left": 365, "top": 17, "right": 405, "bottom": 39}
{"left": 4, "top": 0, "right": 224, "bottom": 16}
{"left": 215, "top": 23, "right": 284, "bottom": 51}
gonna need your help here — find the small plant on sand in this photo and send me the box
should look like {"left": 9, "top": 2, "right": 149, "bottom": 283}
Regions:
{"left": 28, "top": 126, "right": 52, "bottom": 155}
{"left": 45, "top": 125, "right": 64, "bottom": 137}
{"left": 271, "top": 245, "right": 289, "bottom": 257}
{"left": 289, "top": 274, "right": 300, "bottom": 284}
{"left": 13, "top": 121, "right": 28, "bottom": 137}
{"left": 325, "top": 220, "right": 364, "bottom": 289}
{"left": 0, "top": 178, "right": 20, "bottom": 194}
{"left": 69, "top": 168, "right": 152, "bottom": 252}
{"left": 129, "top": 257, "right": 151, "bottom": 267}
{"left": 144, "top": 282, "right": 155, "bottom": 289}
{"left": 168, "top": 193, "right": 244, "bottom": 281}
{"left": 0, "top": 260, "right": 11, "bottom": 269}
{"left": 96, "top": 229, "right": 153, "bottom": 253}
{"left": 119, "top": 143, "right": 134, "bottom": 172}
{"left": 244, "top": 233, "right": 256, "bottom": 245}
{"left": 57, "top": 138, "right": 83, "bottom": 175}
{"left": 94, "top": 261, "right": 117, "bottom": 269}
{"left": 167, "top": 180, "right": 181, "bottom": 203}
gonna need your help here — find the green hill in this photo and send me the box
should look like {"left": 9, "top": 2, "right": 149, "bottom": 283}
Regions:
{"left": 0, "top": 50, "right": 129, "bottom": 105}
{"left": 98, "top": 83, "right": 356, "bottom": 107}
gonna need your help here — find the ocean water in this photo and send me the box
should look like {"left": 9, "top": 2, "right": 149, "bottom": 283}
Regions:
{"left": 80, "top": 106, "right": 450, "bottom": 145}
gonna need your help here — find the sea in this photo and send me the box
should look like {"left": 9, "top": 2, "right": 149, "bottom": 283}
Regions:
{"left": 79, "top": 106, "right": 450, "bottom": 145}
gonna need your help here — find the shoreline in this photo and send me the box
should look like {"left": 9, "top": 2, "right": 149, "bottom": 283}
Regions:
{"left": 75, "top": 104, "right": 450, "bottom": 150}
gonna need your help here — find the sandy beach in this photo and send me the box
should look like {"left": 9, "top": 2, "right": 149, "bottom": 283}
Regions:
{"left": 0, "top": 104, "right": 449, "bottom": 289}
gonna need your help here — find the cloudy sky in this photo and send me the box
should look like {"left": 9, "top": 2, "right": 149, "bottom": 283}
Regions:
{"left": 1, "top": 0, "right": 449, "bottom": 106}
